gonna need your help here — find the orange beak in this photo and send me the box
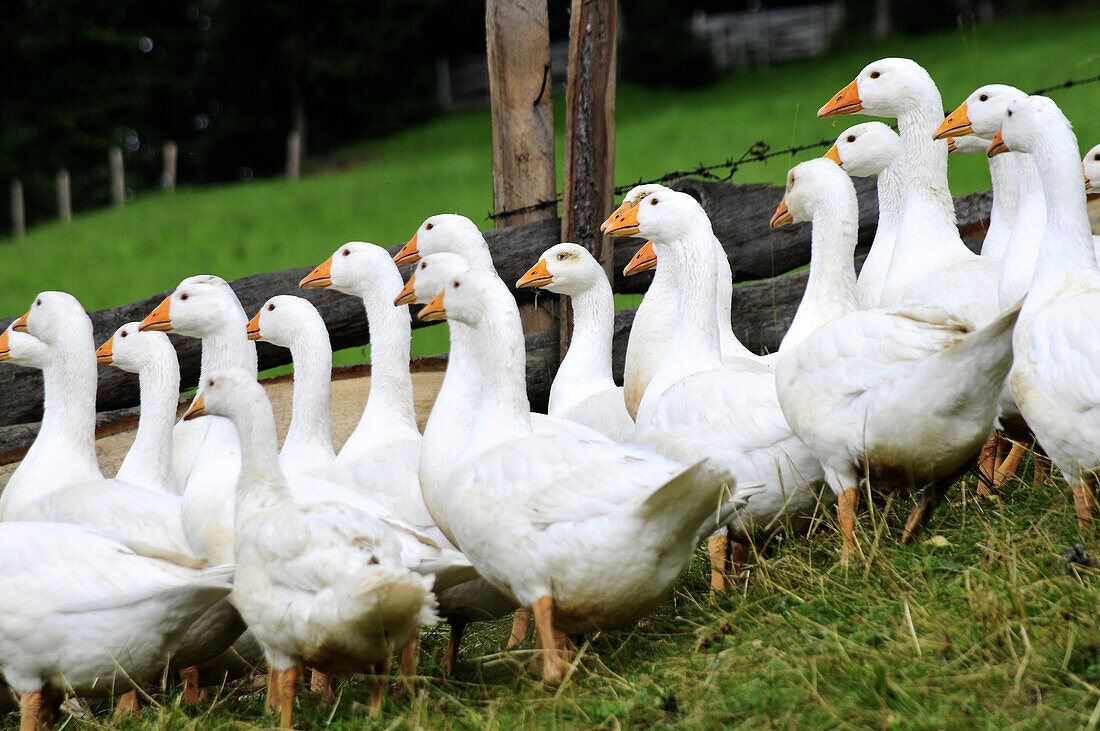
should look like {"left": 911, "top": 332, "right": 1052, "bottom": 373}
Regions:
{"left": 183, "top": 393, "right": 206, "bottom": 421}
{"left": 516, "top": 259, "right": 553, "bottom": 289}
{"left": 11, "top": 312, "right": 29, "bottom": 334}
{"left": 770, "top": 199, "right": 793, "bottom": 229}
{"left": 818, "top": 78, "right": 862, "bottom": 118}
{"left": 95, "top": 337, "right": 114, "bottom": 364}
{"left": 418, "top": 291, "right": 447, "bottom": 322}
{"left": 823, "top": 144, "right": 843, "bottom": 167}
{"left": 245, "top": 311, "right": 262, "bottom": 341}
{"left": 394, "top": 275, "right": 417, "bottom": 306}
{"left": 987, "top": 128, "right": 1009, "bottom": 157}
{"left": 602, "top": 201, "right": 641, "bottom": 237}
{"left": 1086, "top": 166, "right": 1094, "bottom": 192}
{"left": 624, "top": 241, "right": 657, "bottom": 276}
{"left": 934, "top": 102, "right": 972, "bottom": 141}
{"left": 299, "top": 257, "right": 333, "bottom": 289}
{"left": 947, "top": 138, "right": 957, "bottom": 153}
{"left": 140, "top": 295, "right": 174, "bottom": 332}
{"left": 393, "top": 232, "right": 420, "bottom": 266}
{"left": 0, "top": 329, "right": 10, "bottom": 361}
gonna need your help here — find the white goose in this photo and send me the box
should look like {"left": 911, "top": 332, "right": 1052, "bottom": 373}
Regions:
{"left": 245, "top": 295, "right": 336, "bottom": 478}
{"left": 183, "top": 370, "right": 437, "bottom": 724}
{"left": 819, "top": 58, "right": 1000, "bottom": 328}
{"left": 96, "top": 323, "right": 180, "bottom": 493}
{"left": 823, "top": 121, "right": 905, "bottom": 309}
{"left": 515, "top": 243, "right": 634, "bottom": 441}
{"left": 936, "top": 84, "right": 1045, "bottom": 309}
{"left": 1085, "top": 143, "right": 1100, "bottom": 254}
{"left": 604, "top": 186, "right": 826, "bottom": 586}
{"left": 0, "top": 522, "right": 231, "bottom": 729}
{"left": 771, "top": 157, "right": 1019, "bottom": 558}
{"left": 419, "top": 270, "right": 756, "bottom": 682}
{"left": 992, "top": 96, "right": 1100, "bottom": 527}
{"left": 0, "top": 292, "right": 194, "bottom": 560}
{"left": 139, "top": 275, "right": 256, "bottom": 564}
{"left": 394, "top": 253, "right": 519, "bottom": 674}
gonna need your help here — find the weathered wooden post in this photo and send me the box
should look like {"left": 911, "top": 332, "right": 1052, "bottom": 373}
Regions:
{"left": 162, "top": 141, "right": 178, "bottom": 190}
{"left": 56, "top": 170, "right": 72, "bottom": 222}
{"left": 486, "top": 0, "right": 558, "bottom": 334}
{"left": 109, "top": 146, "right": 125, "bottom": 205}
{"left": 10, "top": 181, "right": 25, "bottom": 238}
{"left": 559, "top": 0, "right": 617, "bottom": 351}
{"left": 286, "top": 131, "right": 302, "bottom": 180}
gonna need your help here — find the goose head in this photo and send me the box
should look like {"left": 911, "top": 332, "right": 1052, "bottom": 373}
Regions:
{"left": 184, "top": 369, "right": 262, "bottom": 422}
{"left": 602, "top": 185, "right": 707, "bottom": 244}
{"left": 394, "top": 253, "right": 470, "bottom": 306}
{"left": 246, "top": 295, "right": 324, "bottom": 347}
{"left": 12, "top": 291, "right": 91, "bottom": 348}
{"left": 418, "top": 270, "right": 508, "bottom": 327}
{"left": 139, "top": 275, "right": 245, "bottom": 338}
{"left": 516, "top": 243, "right": 605, "bottom": 296}
{"left": 395, "top": 214, "right": 486, "bottom": 266}
{"left": 0, "top": 324, "right": 49, "bottom": 368}
{"left": 824, "top": 121, "right": 903, "bottom": 177}
{"left": 819, "top": 58, "right": 938, "bottom": 119}
{"left": 96, "top": 322, "right": 172, "bottom": 375}
{"left": 987, "top": 95, "right": 1071, "bottom": 159}
{"left": 1085, "top": 143, "right": 1100, "bottom": 194}
{"left": 300, "top": 242, "right": 400, "bottom": 300}
{"left": 936, "top": 84, "right": 1027, "bottom": 141}
{"left": 771, "top": 158, "right": 857, "bottom": 228}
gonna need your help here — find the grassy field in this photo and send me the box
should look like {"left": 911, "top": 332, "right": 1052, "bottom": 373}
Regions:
{"left": 1, "top": 3, "right": 1099, "bottom": 335}
{"left": 42, "top": 455, "right": 1098, "bottom": 729}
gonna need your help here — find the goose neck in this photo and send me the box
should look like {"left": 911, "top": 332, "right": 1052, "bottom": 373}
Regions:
{"left": 358, "top": 284, "right": 418, "bottom": 435}
{"left": 467, "top": 305, "right": 532, "bottom": 455}
{"left": 983, "top": 153, "right": 1019, "bottom": 256}
{"left": 663, "top": 220, "right": 725, "bottom": 371}
{"left": 24, "top": 342, "right": 101, "bottom": 485}
{"left": 283, "top": 325, "right": 333, "bottom": 456}
{"left": 232, "top": 399, "right": 294, "bottom": 520}
{"left": 123, "top": 350, "right": 180, "bottom": 486}
{"left": 199, "top": 321, "right": 258, "bottom": 384}
{"left": 558, "top": 279, "right": 616, "bottom": 389}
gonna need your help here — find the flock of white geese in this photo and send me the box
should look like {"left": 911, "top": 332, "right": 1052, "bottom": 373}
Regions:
{"left": 0, "top": 56, "right": 1098, "bottom": 728}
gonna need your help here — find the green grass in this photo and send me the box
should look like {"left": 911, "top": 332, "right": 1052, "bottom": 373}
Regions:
{"left": 36, "top": 455, "right": 1100, "bottom": 728}
{"left": 2, "top": 4, "right": 1099, "bottom": 332}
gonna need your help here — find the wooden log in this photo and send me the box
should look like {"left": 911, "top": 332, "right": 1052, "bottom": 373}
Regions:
{"left": 56, "top": 169, "right": 72, "bottom": 222}
{"left": 286, "top": 131, "right": 302, "bottom": 180}
{"left": 0, "top": 179, "right": 994, "bottom": 429}
{"left": 559, "top": 0, "right": 617, "bottom": 355}
{"left": 9, "top": 180, "right": 25, "bottom": 238}
{"left": 109, "top": 146, "right": 125, "bottom": 205}
{"left": 162, "top": 141, "right": 178, "bottom": 190}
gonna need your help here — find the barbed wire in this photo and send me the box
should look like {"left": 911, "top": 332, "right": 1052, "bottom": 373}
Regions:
{"left": 487, "top": 70, "right": 1100, "bottom": 222}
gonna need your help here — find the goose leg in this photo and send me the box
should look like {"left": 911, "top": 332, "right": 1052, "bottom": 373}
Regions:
{"left": 730, "top": 537, "right": 750, "bottom": 576}
{"left": 707, "top": 533, "right": 730, "bottom": 592}
{"left": 179, "top": 665, "right": 207, "bottom": 704}
{"left": 1033, "top": 452, "right": 1050, "bottom": 488}
{"left": 114, "top": 689, "right": 140, "bottom": 719}
{"left": 309, "top": 667, "right": 335, "bottom": 705}
{"left": 993, "top": 442, "right": 1027, "bottom": 487}
{"left": 1074, "top": 484, "right": 1095, "bottom": 529}
{"left": 837, "top": 488, "right": 860, "bottom": 563}
{"left": 443, "top": 622, "right": 465, "bottom": 677}
{"left": 507, "top": 608, "right": 531, "bottom": 648}
{"left": 977, "top": 435, "right": 999, "bottom": 496}
{"left": 19, "top": 691, "right": 51, "bottom": 731}
{"left": 265, "top": 669, "right": 281, "bottom": 713}
{"left": 367, "top": 657, "right": 390, "bottom": 716}
{"left": 396, "top": 630, "right": 419, "bottom": 696}
{"left": 276, "top": 666, "right": 298, "bottom": 728}
{"left": 902, "top": 477, "right": 954, "bottom": 544}
{"left": 532, "top": 595, "right": 563, "bottom": 684}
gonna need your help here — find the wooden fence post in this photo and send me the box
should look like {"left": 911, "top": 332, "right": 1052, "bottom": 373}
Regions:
{"left": 10, "top": 181, "right": 25, "bottom": 238}
{"left": 560, "top": 0, "right": 617, "bottom": 352}
{"left": 109, "top": 146, "right": 125, "bottom": 205}
{"left": 56, "top": 169, "right": 72, "bottom": 222}
{"left": 286, "top": 131, "right": 301, "bottom": 180}
{"left": 486, "top": 0, "right": 558, "bottom": 334}
{"left": 162, "top": 141, "right": 178, "bottom": 190}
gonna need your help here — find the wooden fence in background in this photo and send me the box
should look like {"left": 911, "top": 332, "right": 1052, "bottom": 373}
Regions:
{"left": 0, "top": 175, "right": 997, "bottom": 457}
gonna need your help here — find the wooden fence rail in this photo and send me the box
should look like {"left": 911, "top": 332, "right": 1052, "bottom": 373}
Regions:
{"left": 0, "top": 176, "right": 994, "bottom": 442}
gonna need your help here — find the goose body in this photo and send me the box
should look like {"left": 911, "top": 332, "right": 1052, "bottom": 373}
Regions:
{"left": 771, "top": 158, "right": 1018, "bottom": 556}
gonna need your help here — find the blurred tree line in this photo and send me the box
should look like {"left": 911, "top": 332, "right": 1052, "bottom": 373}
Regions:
{"left": 0, "top": 0, "right": 1062, "bottom": 232}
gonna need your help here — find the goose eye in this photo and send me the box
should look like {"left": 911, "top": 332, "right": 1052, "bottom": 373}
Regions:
{"left": 846, "top": 135, "right": 855, "bottom": 143}
{"left": 557, "top": 253, "right": 566, "bottom": 260}
{"left": 979, "top": 94, "right": 988, "bottom": 102}
{"left": 869, "top": 71, "right": 880, "bottom": 79}
{"left": 1007, "top": 110, "right": 1013, "bottom": 117}
{"left": 342, "top": 249, "right": 350, "bottom": 257}
{"left": 35, "top": 299, "right": 41, "bottom": 306}
{"left": 180, "top": 293, "right": 189, "bottom": 300}
{"left": 207, "top": 379, "right": 215, "bottom": 387}
{"left": 453, "top": 281, "right": 460, "bottom": 289}
{"left": 1094, "top": 154, "right": 1099, "bottom": 161}
{"left": 425, "top": 223, "right": 434, "bottom": 231}
{"left": 650, "top": 197, "right": 659, "bottom": 206}
{"left": 267, "top": 304, "right": 275, "bottom": 311}
{"left": 120, "top": 330, "right": 128, "bottom": 338}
